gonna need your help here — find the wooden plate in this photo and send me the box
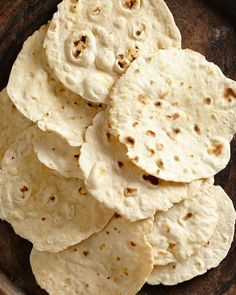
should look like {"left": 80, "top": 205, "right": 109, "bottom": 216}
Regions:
{"left": 0, "top": 1, "right": 235, "bottom": 294}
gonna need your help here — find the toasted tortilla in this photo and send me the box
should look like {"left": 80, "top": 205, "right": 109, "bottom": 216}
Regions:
{"left": 80, "top": 111, "right": 204, "bottom": 221}
{"left": 109, "top": 49, "right": 236, "bottom": 182}
{"left": 44, "top": 0, "right": 181, "bottom": 103}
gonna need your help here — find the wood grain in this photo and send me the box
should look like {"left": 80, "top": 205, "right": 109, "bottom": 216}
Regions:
{"left": 0, "top": 0, "right": 235, "bottom": 294}
{"left": 0, "top": 272, "right": 24, "bottom": 295}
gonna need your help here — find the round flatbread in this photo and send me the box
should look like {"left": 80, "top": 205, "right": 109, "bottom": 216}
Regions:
{"left": 30, "top": 216, "right": 153, "bottom": 295}
{"left": 149, "top": 182, "right": 218, "bottom": 265}
{"left": 147, "top": 185, "right": 236, "bottom": 285}
{"left": 44, "top": 0, "right": 181, "bottom": 103}
{"left": 0, "top": 89, "right": 32, "bottom": 163}
{"left": 7, "top": 25, "right": 102, "bottom": 147}
{"left": 109, "top": 49, "right": 236, "bottom": 182}
{"left": 79, "top": 111, "right": 205, "bottom": 221}
{"left": 33, "top": 128, "right": 82, "bottom": 179}
{"left": 0, "top": 127, "right": 113, "bottom": 252}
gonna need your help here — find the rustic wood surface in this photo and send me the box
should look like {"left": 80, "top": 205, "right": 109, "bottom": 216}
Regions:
{"left": 0, "top": 0, "right": 235, "bottom": 294}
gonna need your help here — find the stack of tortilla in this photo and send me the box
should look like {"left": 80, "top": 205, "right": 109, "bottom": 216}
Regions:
{"left": 0, "top": 0, "right": 235, "bottom": 294}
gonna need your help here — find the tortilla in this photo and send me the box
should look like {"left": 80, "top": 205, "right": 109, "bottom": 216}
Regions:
{"left": 30, "top": 216, "right": 153, "bottom": 295}
{"left": 149, "top": 182, "right": 218, "bottom": 265}
{"left": 7, "top": 25, "right": 102, "bottom": 147}
{"left": 147, "top": 185, "right": 236, "bottom": 285}
{"left": 0, "top": 89, "right": 32, "bottom": 163}
{"left": 44, "top": 0, "right": 181, "bottom": 103}
{"left": 33, "top": 128, "right": 83, "bottom": 179}
{"left": 79, "top": 111, "right": 204, "bottom": 221}
{"left": 109, "top": 49, "right": 236, "bottom": 182}
{"left": 0, "top": 127, "right": 113, "bottom": 252}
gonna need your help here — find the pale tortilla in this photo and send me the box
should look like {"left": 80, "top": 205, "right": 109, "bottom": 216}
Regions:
{"left": 147, "top": 185, "right": 236, "bottom": 285}
{"left": 149, "top": 182, "right": 218, "bottom": 265}
{"left": 0, "top": 127, "right": 113, "bottom": 252}
{"left": 0, "top": 89, "right": 32, "bottom": 163}
{"left": 7, "top": 25, "right": 102, "bottom": 147}
{"left": 33, "top": 128, "right": 83, "bottom": 179}
{"left": 30, "top": 216, "right": 153, "bottom": 295}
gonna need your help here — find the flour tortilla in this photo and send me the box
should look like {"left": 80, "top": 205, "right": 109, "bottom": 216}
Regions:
{"left": 0, "top": 89, "right": 32, "bottom": 163}
{"left": 149, "top": 182, "right": 218, "bottom": 265}
{"left": 33, "top": 128, "right": 83, "bottom": 179}
{"left": 147, "top": 185, "right": 236, "bottom": 285}
{"left": 0, "top": 127, "right": 113, "bottom": 252}
{"left": 109, "top": 49, "right": 236, "bottom": 182}
{"left": 44, "top": 0, "right": 181, "bottom": 103}
{"left": 79, "top": 111, "right": 205, "bottom": 221}
{"left": 7, "top": 25, "right": 102, "bottom": 147}
{"left": 30, "top": 216, "right": 153, "bottom": 295}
